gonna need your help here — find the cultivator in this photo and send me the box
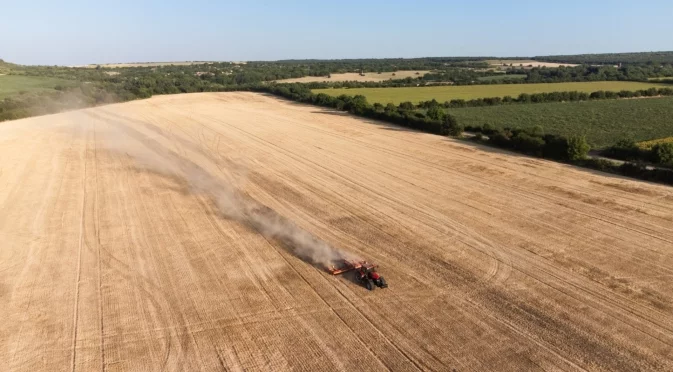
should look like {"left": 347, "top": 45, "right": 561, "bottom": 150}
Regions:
{"left": 328, "top": 259, "right": 388, "bottom": 290}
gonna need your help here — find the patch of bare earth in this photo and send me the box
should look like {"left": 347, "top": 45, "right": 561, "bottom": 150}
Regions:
{"left": 275, "top": 70, "right": 430, "bottom": 83}
{"left": 1, "top": 92, "right": 672, "bottom": 371}
{"left": 488, "top": 59, "right": 579, "bottom": 68}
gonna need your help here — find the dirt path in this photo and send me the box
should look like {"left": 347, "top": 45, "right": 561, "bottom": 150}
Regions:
{"left": 1, "top": 92, "right": 672, "bottom": 371}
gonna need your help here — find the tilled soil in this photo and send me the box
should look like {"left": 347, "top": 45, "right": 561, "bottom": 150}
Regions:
{"left": 1, "top": 92, "right": 672, "bottom": 371}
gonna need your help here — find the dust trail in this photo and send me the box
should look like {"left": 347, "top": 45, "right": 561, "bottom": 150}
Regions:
{"left": 92, "top": 113, "right": 357, "bottom": 270}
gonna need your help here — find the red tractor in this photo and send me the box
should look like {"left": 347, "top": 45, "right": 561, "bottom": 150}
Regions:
{"left": 328, "top": 260, "right": 388, "bottom": 290}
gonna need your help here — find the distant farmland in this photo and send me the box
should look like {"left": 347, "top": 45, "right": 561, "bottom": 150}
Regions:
{"left": 477, "top": 74, "right": 527, "bottom": 82}
{"left": 449, "top": 96, "right": 673, "bottom": 148}
{"left": 313, "top": 81, "right": 667, "bottom": 104}
{"left": 276, "top": 70, "right": 430, "bottom": 83}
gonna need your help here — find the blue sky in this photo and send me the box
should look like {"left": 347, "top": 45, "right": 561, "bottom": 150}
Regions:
{"left": 1, "top": 0, "right": 672, "bottom": 65}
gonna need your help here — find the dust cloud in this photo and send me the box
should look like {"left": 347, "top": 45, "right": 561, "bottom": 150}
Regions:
{"left": 97, "top": 119, "right": 356, "bottom": 270}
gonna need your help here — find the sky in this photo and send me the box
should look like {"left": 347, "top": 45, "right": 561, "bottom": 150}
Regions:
{"left": 1, "top": 0, "right": 672, "bottom": 65}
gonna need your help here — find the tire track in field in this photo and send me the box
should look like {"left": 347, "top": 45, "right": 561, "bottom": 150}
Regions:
{"left": 8, "top": 93, "right": 668, "bottom": 371}
{"left": 85, "top": 115, "right": 188, "bottom": 371}
{"left": 178, "top": 102, "right": 673, "bottom": 338}
{"left": 143, "top": 96, "right": 673, "bottom": 340}
{"left": 170, "top": 107, "right": 598, "bottom": 368}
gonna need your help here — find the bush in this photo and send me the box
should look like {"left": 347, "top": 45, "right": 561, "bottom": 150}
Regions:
{"left": 567, "top": 135, "right": 590, "bottom": 161}
{"left": 652, "top": 143, "right": 673, "bottom": 166}
{"left": 512, "top": 132, "right": 546, "bottom": 155}
{"left": 398, "top": 101, "right": 414, "bottom": 111}
{"left": 426, "top": 105, "right": 445, "bottom": 120}
{"left": 602, "top": 139, "right": 643, "bottom": 161}
{"left": 440, "top": 114, "right": 462, "bottom": 136}
{"left": 489, "top": 130, "right": 511, "bottom": 147}
{"left": 579, "top": 157, "right": 616, "bottom": 172}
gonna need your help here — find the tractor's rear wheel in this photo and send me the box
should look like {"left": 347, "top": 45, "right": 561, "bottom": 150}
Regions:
{"left": 378, "top": 277, "right": 387, "bottom": 288}
{"left": 365, "top": 279, "right": 374, "bottom": 291}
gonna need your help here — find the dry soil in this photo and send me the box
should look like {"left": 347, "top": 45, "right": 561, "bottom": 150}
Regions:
{"left": 275, "top": 71, "right": 430, "bottom": 83}
{"left": 487, "top": 60, "right": 580, "bottom": 68}
{"left": 1, "top": 92, "right": 672, "bottom": 371}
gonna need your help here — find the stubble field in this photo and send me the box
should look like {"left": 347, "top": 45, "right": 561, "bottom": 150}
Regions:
{"left": 1, "top": 92, "right": 672, "bottom": 371}
{"left": 275, "top": 71, "right": 430, "bottom": 83}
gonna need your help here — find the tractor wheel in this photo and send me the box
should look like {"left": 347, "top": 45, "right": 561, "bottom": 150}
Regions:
{"left": 365, "top": 279, "right": 374, "bottom": 291}
{"left": 378, "top": 277, "right": 388, "bottom": 288}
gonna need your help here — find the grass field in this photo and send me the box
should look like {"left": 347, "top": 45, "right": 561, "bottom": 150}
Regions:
{"left": 449, "top": 96, "right": 673, "bottom": 148}
{"left": 0, "top": 75, "right": 76, "bottom": 99}
{"left": 313, "top": 81, "right": 666, "bottom": 104}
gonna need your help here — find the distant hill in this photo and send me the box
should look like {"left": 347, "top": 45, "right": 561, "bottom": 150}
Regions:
{"left": 535, "top": 51, "right": 673, "bottom": 65}
{"left": 0, "top": 59, "right": 19, "bottom": 74}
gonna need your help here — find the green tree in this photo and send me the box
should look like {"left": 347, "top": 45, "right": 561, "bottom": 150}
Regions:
{"left": 531, "top": 125, "right": 544, "bottom": 137}
{"left": 345, "top": 95, "right": 369, "bottom": 115}
{"left": 440, "top": 114, "right": 462, "bottom": 136}
{"left": 426, "top": 106, "right": 445, "bottom": 121}
{"left": 398, "top": 101, "right": 414, "bottom": 111}
{"left": 567, "top": 135, "right": 590, "bottom": 161}
{"left": 652, "top": 143, "right": 673, "bottom": 166}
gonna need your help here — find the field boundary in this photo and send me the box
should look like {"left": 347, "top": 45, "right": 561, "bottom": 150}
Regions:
{"left": 312, "top": 81, "right": 670, "bottom": 105}
{"left": 256, "top": 84, "right": 673, "bottom": 187}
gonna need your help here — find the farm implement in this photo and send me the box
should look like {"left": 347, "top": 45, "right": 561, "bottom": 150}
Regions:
{"left": 328, "top": 260, "right": 388, "bottom": 291}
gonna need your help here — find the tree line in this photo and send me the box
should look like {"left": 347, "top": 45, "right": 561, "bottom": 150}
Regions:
{"left": 10, "top": 57, "right": 673, "bottom": 98}
{"left": 603, "top": 139, "right": 673, "bottom": 169}
{"left": 411, "top": 87, "right": 673, "bottom": 109}
{"left": 535, "top": 51, "right": 673, "bottom": 65}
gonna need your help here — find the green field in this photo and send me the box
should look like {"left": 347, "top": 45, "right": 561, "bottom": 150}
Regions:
{"left": 313, "top": 81, "right": 667, "bottom": 104}
{"left": 0, "top": 75, "right": 76, "bottom": 99}
{"left": 449, "top": 97, "right": 673, "bottom": 148}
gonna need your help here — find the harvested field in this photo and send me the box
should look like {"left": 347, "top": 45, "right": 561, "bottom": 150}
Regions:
{"left": 1, "top": 92, "right": 673, "bottom": 371}
{"left": 487, "top": 60, "right": 579, "bottom": 68}
{"left": 275, "top": 71, "right": 430, "bottom": 83}
{"left": 313, "top": 81, "right": 667, "bottom": 104}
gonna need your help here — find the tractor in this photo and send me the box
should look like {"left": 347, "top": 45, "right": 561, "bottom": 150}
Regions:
{"left": 328, "top": 260, "right": 388, "bottom": 290}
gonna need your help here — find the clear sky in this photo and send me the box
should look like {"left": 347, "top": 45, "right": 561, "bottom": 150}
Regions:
{"left": 1, "top": 0, "right": 672, "bottom": 65}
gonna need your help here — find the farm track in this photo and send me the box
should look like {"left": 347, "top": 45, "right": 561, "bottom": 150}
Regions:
{"left": 1, "top": 92, "right": 672, "bottom": 371}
